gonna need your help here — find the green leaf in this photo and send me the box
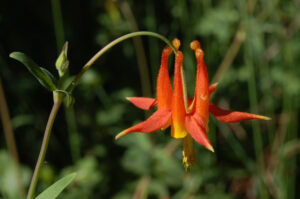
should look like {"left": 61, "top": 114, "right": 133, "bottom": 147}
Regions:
{"left": 35, "top": 173, "right": 77, "bottom": 199}
{"left": 10, "top": 52, "right": 57, "bottom": 91}
{"left": 40, "top": 67, "right": 57, "bottom": 84}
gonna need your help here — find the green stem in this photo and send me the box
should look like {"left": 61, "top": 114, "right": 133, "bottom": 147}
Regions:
{"left": 51, "top": 0, "right": 65, "bottom": 51}
{"left": 51, "top": 0, "right": 81, "bottom": 162}
{"left": 120, "top": 2, "right": 152, "bottom": 98}
{"left": 245, "top": 42, "right": 267, "bottom": 199}
{"left": 26, "top": 31, "right": 173, "bottom": 199}
{"left": 65, "top": 107, "right": 80, "bottom": 161}
{"left": 66, "top": 31, "right": 175, "bottom": 93}
{"left": 26, "top": 93, "right": 63, "bottom": 199}
{"left": 282, "top": 41, "right": 296, "bottom": 199}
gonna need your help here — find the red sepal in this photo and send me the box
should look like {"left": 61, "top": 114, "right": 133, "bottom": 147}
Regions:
{"left": 115, "top": 108, "right": 171, "bottom": 139}
{"left": 209, "top": 83, "right": 218, "bottom": 94}
{"left": 185, "top": 113, "right": 214, "bottom": 152}
{"left": 127, "top": 97, "right": 156, "bottom": 110}
{"left": 209, "top": 104, "right": 271, "bottom": 123}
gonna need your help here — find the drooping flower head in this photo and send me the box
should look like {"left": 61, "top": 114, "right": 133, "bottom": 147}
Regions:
{"left": 116, "top": 38, "right": 270, "bottom": 169}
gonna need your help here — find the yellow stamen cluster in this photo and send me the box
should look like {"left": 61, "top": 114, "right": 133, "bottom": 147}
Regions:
{"left": 182, "top": 135, "right": 196, "bottom": 169}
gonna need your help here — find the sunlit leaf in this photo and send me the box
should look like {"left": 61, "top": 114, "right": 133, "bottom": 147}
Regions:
{"left": 35, "top": 173, "right": 76, "bottom": 199}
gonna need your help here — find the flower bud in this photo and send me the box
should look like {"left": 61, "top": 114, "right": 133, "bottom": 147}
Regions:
{"left": 55, "top": 41, "right": 69, "bottom": 77}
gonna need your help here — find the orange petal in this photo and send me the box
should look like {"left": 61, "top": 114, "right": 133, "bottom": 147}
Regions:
{"left": 191, "top": 112, "right": 207, "bottom": 128}
{"left": 209, "top": 104, "right": 271, "bottom": 123}
{"left": 189, "top": 83, "right": 218, "bottom": 113}
{"left": 115, "top": 108, "right": 171, "bottom": 139}
{"left": 126, "top": 97, "right": 156, "bottom": 110}
{"left": 157, "top": 46, "right": 173, "bottom": 110}
{"left": 171, "top": 51, "right": 188, "bottom": 138}
{"left": 191, "top": 42, "right": 210, "bottom": 124}
{"left": 185, "top": 114, "right": 214, "bottom": 152}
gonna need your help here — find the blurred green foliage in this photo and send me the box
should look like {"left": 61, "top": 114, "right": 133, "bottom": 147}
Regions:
{"left": 0, "top": 150, "right": 31, "bottom": 199}
{"left": 0, "top": 0, "right": 299, "bottom": 198}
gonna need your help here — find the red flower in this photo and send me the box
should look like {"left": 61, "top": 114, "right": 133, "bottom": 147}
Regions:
{"left": 116, "top": 39, "right": 270, "bottom": 168}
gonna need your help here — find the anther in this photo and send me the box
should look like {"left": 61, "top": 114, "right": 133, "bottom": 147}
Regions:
{"left": 190, "top": 40, "right": 201, "bottom": 50}
{"left": 172, "top": 38, "right": 181, "bottom": 50}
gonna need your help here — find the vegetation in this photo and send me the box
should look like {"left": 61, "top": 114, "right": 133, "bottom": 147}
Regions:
{"left": 0, "top": 0, "right": 299, "bottom": 198}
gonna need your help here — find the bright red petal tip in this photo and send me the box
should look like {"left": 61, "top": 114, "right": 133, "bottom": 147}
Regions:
{"left": 115, "top": 108, "right": 171, "bottom": 140}
{"left": 209, "top": 83, "right": 218, "bottom": 94}
{"left": 126, "top": 97, "right": 157, "bottom": 110}
{"left": 156, "top": 46, "right": 173, "bottom": 110}
{"left": 185, "top": 114, "right": 214, "bottom": 152}
{"left": 209, "top": 104, "right": 271, "bottom": 123}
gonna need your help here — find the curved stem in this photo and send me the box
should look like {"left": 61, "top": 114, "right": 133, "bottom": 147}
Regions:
{"left": 26, "top": 31, "right": 173, "bottom": 199}
{"left": 66, "top": 31, "right": 175, "bottom": 93}
{"left": 26, "top": 95, "right": 63, "bottom": 199}
{"left": 120, "top": 3, "right": 152, "bottom": 98}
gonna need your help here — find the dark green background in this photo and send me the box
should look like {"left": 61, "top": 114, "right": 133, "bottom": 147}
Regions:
{"left": 0, "top": 0, "right": 299, "bottom": 198}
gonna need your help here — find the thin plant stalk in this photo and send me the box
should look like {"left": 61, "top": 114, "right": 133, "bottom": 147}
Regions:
{"left": 245, "top": 42, "right": 268, "bottom": 199}
{"left": 132, "top": 176, "right": 150, "bottom": 199}
{"left": 0, "top": 78, "right": 25, "bottom": 195}
{"left": 120, "top": 1, "right": 152, "bottom": 98}
{"left": 64, "top": 108, "right": 81, "bottom": 161}
{"left": 26, "top": 31, "right": 174, "bottom": 199}
{"left": 211, "top": 27, "right": 245, "bottom": 84}
{"left": 145, "top": 0, "right": 159, "bottom": 90}
{"left": 51, "top": 0, "right": 81, "bottom": 162}
{"left": 66, "top": 31, "right": 175, "bottom": 93}
{"left": 51, "top": 0, "right": 65, "bottom": 51}
{"left": 218, "top": 121, "right": 254, "bottom": 171}
{"left": 282, "top": 42, "right": 296, "bottom": 199}
{"left": 26, "top": 93, "right": 63, "bottom": 199}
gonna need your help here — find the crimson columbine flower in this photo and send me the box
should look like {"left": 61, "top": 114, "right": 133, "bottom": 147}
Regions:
{"left": 116, "top": 39, "right": 270, "bottom": 168}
